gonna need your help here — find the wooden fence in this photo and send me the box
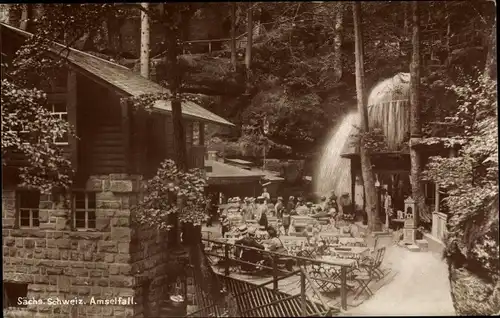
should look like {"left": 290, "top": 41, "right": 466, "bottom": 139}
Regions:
{"left": 185, "top": 236, "right": 357, "bottom": 317}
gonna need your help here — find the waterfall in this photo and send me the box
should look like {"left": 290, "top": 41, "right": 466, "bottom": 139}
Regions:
{"left": 315, "top": 112, "right": 359, "bottom": 196}
{"left": 314, "top": 73, "right": 411, "bottom": 196}
{"left": 367, "top": 72, "right": 411, "bottom": 150}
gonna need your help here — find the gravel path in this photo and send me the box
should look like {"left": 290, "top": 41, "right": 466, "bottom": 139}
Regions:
{"left": 346, "top": 246, "right": 456, "bottom": 316}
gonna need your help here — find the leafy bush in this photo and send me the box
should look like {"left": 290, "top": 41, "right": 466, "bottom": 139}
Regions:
{"left": 131, "top": 159, "right": 209, "bottom": 230}
{"left": 1, "top": 78, "right": 74, "bottom": 193}
{"left": 424, "top": 74, "right": 498, "bottom": 285}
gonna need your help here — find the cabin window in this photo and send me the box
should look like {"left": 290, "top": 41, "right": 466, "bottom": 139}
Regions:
{"left": 72, "top": 192, "right": 96, "bottom": 230}
{"left": 48, "top": 102, "right": 69, "bottom": 145}
{"left": 17, "top": 191, "right": 40, "bottom": 228}
{"left": 3, "top": 282, "right": 28, "bottom": 308}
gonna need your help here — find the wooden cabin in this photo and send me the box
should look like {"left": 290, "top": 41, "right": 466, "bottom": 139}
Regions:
{"left": 1, "top": 22, "right": 234, "bottom": 185}
{"left": 1, "top": 22, "right": 233, "bottom": 318}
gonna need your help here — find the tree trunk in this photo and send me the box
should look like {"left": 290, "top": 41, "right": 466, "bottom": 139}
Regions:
{"left": 164, "top": 6, "right": 188, "bottom": 172}
{"left": 403, "top": 2, "right": 409, "bottom": 37}
{"left": 245, "top": 2, "right": 253, "bottom": 83}
{"left": 353, "top": 2, "right": 381, "bottom": 232}
{"left": 0, "top": 5, "right": 8, "bottom": 24}
{"left": 140, "top": 3, "right": 150, "bottom": 79}
{"left": 19, "top": 4, "right": 31, "bottom": 31}
{"left": 230, "top": 3, "right": 237, "bottom": 71}
{"left": 409, "top": 1, "right": 428, "bottom": 226}
{"left": 484, "top": 22, "right": 497, "bottom": 79}
{"left": 333, "top": 2, "right": 343, "bottom": 82}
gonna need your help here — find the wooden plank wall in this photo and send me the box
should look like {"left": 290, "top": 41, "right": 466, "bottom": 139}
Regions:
{"left": 76, "top": 74, "right": 127, "bottom": 176}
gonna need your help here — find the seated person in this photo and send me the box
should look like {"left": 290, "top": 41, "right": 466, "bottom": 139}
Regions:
{"left": 311, "top": 207, "right": 335, "bottom": 219}
{"left": 309, "top": 228, "right": 322, "bottom": 246}
{"left": 234, "top": 225, "right": 265, "bottom": 272}
{"left": 306, "top": 202, "right": 314, "bottom": 214}
{"left": 298, "top": 224, "right": 315, "bottom": 238}
{"left": 263, "top": 227, "right": 286, "bottom": 253}
{"left": 262, "top": 227, "right": 293, "bottom": 271}
{"left": 296, "top": 201, "right": 309, "bottom": 216}
{"left": 319, "top": 195, "right": 328, "bottom": 211}
{"left": 255, "top": 225, "right": 270, "bottom": 242}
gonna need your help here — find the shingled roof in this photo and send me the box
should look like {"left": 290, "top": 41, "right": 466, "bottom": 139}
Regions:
{"left": 0, "top": 23, "right": 234, "bottom": 127}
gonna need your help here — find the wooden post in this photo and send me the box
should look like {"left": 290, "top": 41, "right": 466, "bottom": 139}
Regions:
{"left": 300, "top": 269, "right": 307, "bottom": 316}
{"left": 66, "top": 69, "right": 78, "bottom": 171}
{"left": 434, "top": 183, "right": 440, "bottom": 213}
{"left": 199, "top": 122, "right": 205, "bottom": 146}
{"left": 224, "top": 244, "right": 230, "bottom": 276}
{"left": 351, "top": 161, "right": 356, "bottom": 219}
{"left": 340, "top": 266, "right": 347, "bottom": 310}
{"left": 272, "top": 255, "right": 278, "bottom": 291}
{"left": 208, "top": 41, "right": 212, "bottom": 55}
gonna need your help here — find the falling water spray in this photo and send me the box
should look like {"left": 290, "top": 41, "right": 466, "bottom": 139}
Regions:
{"left": 314, "top": 73, "right": 412, "bottom": 197}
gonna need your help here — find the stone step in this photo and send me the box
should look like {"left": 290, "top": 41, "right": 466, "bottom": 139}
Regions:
{"left": 406, "top": 244, "right": 421, "bottom": 252}
{"left": 416, "top": 239, "right": 429, "bottom": 252}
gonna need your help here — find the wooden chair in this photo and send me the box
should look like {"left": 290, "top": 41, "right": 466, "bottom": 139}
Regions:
{"left": 309, "top": 262, "right": 357, "bottom": 294}
{"left": 353, "top": 264, "right": 375, "bottom": 300}
{"left": 359, "top": 247, "right": 386, "bottom": 281}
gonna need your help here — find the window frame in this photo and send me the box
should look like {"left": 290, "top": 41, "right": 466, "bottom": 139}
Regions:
{"left": 47, "top": 102, "right": 69, "bottom": 146}
{"left": 16, "top": 190, "right": 40, "bottom": 229}
{"left": 71, "top": 191, "right": 97, "bottom": 231}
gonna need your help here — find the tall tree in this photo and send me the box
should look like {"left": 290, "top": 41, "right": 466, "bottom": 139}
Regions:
{"left": 230, "top": 2, "right": 237, "bottom": 71}
{"left": 162, "top": 4, "right": 192, "bottom": 172}
{"left": 19, "top": 4, "right": 30, "bottom": 30}
{"left": 353, "top": 2, "right": 381, "bottom": 232}
{"left": 409, "top": 1, "right": 427, "bottom": 226}
{"left": 140, "top": 3, "right": 150, "bottom": 79}
{"left": 484, "top": 19, "right": 497, "bottom": 79}
{"left": 245, "top": 2, "right": 253, "bottom": 91}
{"left": 333, "top": 2, "right": 344, "bottom": 82}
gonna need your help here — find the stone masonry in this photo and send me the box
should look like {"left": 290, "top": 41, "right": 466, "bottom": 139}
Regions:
{"left": 2, "top": 174, "right": 170, "bottom": 318}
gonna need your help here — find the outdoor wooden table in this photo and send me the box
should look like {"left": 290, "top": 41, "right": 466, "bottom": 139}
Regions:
{"left": 308, "top": 256, "right": 357, "bottom": 293}
{"left": 338, "top": 237, "right": 366, "bottom": 246}
{"left": 319, "top": 232, "right": 351, "bottom": 246}
{"left": 320, "top": 255, "right": 357, "bottom": 267}
{"left": 328, "top": 246, "right": 370, "bottom": 264}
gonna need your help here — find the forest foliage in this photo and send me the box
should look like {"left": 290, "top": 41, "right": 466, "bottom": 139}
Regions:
{"left": 1, "top": 2, "right": 498, "bottom": 297}
{"left": 424, "top": 74, "right": 498, "bottom": 281}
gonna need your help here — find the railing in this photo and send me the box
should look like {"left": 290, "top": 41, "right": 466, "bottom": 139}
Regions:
{"left": 197, "top": 236, "right": 356, "bottom": 315}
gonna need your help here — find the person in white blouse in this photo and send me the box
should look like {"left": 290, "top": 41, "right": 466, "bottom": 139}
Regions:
{"left": 261, "top": 187, "right": 271, "bottom": 203}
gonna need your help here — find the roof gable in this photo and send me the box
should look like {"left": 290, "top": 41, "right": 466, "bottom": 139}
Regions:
{"left": 0, "top": 23, "right": 234, "bottom": 127}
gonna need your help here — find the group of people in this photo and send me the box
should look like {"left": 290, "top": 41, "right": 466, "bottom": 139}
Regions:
{"left": 212, "top": 189, "right": 365, "bottom": 273}
{"left": 232, "top": 224, "right": 291, "bottom": 272}
{"left": 216, "top": 188, "right": 356, "bottom": 237}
